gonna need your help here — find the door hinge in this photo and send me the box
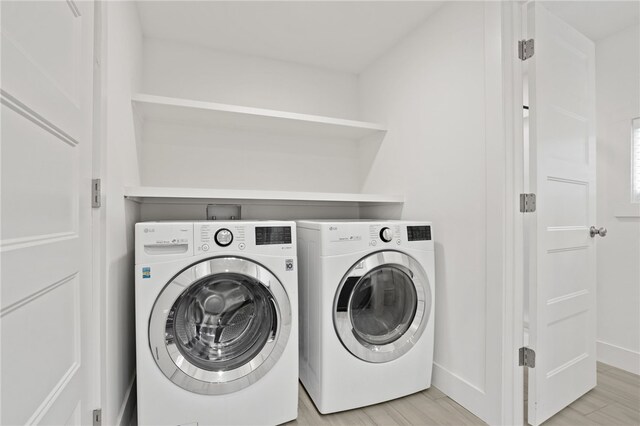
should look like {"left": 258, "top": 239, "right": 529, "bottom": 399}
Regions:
{"left": 92, "top": 409, "right": 102, "bottom": 426}
{"left": 518, "top": 39, "right": 535, "bottom": 61}
{"left": 520, "top": 193, "right": 536, "bottom": 213}
{"left": 92, "top": 178, "right": 101, "bottom": 208}
{"left": 519, "top": 347, "right": 536, "bottom": 368}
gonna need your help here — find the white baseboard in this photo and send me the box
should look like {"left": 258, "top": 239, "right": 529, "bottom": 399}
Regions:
{"left": 597, "top": 340, "right": 640, "bottom": 375}
{"left": 432, "top": 362, "right": 494, "bottom": 425}
{"left": 116, "top": 372, "right": 137, "bottom": 426}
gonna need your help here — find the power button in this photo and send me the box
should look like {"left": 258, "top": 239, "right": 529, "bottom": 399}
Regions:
{"left": 202, "top": 244, "right": 210, "bottom": 252}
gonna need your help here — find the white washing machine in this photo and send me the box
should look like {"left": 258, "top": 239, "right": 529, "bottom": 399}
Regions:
{"left": 135, "top": 221, "right": 298, "bottom": 426}
{"left": 296, "top": 220, "right": 435, "bottom": 414}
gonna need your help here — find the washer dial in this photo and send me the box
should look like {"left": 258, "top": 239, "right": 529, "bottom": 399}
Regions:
{"left": 214, "top": 228, "right": 233, "bottom": 247}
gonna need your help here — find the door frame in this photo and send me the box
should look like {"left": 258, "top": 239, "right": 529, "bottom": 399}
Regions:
{"left": 496, "top": 1, "right": 526, "bottom": 425}
{"left": 91, "top": 0, "right": 107, "bottom": 421}
{"left": 472, "top": 2, "right": 527, "bottom": 424}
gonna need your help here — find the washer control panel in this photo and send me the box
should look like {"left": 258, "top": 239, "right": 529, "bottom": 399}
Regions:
{"left": 194, "top": 221, "right": 296, "bottom": 255}
{"left": 136, "top": 221, "right": 297, "bottom": 271}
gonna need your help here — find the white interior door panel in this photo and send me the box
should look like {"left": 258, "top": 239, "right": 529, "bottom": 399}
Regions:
{"left": 1, "top": 1, "right": 95, "bottom": 424}
{"left": 526, "top": 3, "right": 597, "bottom": 425}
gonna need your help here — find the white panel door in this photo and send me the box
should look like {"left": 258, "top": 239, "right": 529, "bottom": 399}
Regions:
{"left": 1, "top": 1, "right": 95, "bottom": 425}
{"left": 526, "top": 3, "right": 597, "bottom": 425}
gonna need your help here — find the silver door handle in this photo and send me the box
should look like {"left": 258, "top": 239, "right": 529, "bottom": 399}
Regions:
{"left": 590, "top": 226, "right": 607, "bottom": 238}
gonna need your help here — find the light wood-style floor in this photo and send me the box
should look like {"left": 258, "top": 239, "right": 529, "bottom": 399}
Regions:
{"left": 286, "top": 381, "right": 483, "bottom": 426}
{"left": 287, "top": 362, "right": 640, "bottom": 426}
{"left": 535, "top": 362, "right": 640, "bottom": 426}
{"left": 130, "top": 362, "right": 639, "bottom": 425}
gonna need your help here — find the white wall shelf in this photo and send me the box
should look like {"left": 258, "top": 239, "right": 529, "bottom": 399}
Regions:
{"left": 132, "top": 93, "right": 387, "bottom": 139}
{"left": 124, "top": 186, "right": 403, "bottom": 205}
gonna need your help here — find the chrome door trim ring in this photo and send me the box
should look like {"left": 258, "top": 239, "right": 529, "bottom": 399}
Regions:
{"left": 149, "top": 256, "right": 291, "bottom": 395}
{"left": 333, "top": 250, "right": 431, "bottom": 363}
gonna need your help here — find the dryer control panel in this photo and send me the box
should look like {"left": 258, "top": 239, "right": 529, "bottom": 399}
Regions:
{"left": 296, "top": 220, "right": 434, "bottom": 256}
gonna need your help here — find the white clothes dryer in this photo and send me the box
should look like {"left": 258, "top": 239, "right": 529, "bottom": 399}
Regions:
{"left": 296, "top": 220, "right": 435, "bottom": 414}
{"left": 135, "top": 221, "right": 298, "bottom": 426}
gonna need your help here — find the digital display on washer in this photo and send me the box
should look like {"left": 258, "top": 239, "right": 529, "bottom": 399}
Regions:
{"left": 255, "top": 226, "right": 292, "bottom": 245}
{"left": 407, "top": 226, "right": 431, "bottom": 241}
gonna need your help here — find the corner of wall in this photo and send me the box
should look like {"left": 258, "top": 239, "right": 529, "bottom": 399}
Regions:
{"left": 102, "top": 2, "right": 144, "bottom": 424}
{"left": 115, "top": 374, "right": 137, "bottom": 426}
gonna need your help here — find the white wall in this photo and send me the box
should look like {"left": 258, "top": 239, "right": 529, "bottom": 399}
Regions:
{"left": 595, "top": 24, "right": 640, "bottom": 374}
{"left": 143, "top": 38, "right": 359, "bottom": 119}
{"left": 139, "top": 122, "right": 362, "bottom": 193}
{"left": 101, "top": 3, "right": 143, "bottom": 425}
{"left": 139, "top": 39, "right": 364, "bottom": 193}
{"left": 359, "top": 2, "right": 509, "bottom": 424}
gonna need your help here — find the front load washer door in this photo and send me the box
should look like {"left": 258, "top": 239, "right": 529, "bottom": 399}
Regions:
{"left": 149, "top": 257, "right": 291, "bottom": 395}
{"left": 334, "top": 251, "right": 431, "bottom": 363}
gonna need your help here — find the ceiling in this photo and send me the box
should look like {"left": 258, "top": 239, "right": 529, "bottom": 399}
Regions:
{"left": 542, "top": 1, "right": 640, "bottom": 41}
{"left": 136, "top": 1, "right": 444, "bottom": 73}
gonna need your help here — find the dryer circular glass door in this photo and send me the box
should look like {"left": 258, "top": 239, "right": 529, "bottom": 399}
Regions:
{"left": 333, "top": 250, "right": 431, "bottom": 363}
{"left": 149, "top": 257, "right": 291, "bottom": 395}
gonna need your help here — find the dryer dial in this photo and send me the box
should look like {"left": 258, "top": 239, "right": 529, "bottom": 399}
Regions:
{"left": 214, "top": 228, "right": 233, "bottom": 247}
{"left": 380, "top": 227, "right": 393, "bottom": 243}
